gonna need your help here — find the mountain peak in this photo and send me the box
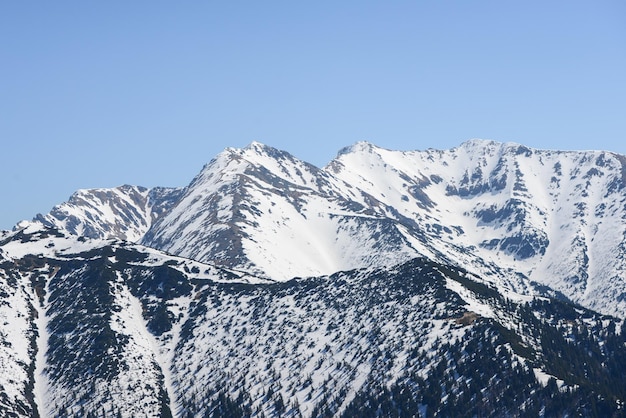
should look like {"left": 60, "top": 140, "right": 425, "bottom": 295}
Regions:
{"left": 458, "top": 138, "right": 504, "bottom": 150}
{"left": 34, "top": 184, "right": 182, "bottom": 242}
{"left": 222, "top": 141, "right": 295, "bottom": 163}
{"left": 336, "top": 141, "right": 379, "bottom": 157}
{"left": 243, "top": 140, "right": 269, "bottom": 152}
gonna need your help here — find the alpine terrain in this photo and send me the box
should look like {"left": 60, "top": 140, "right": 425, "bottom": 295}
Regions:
{"left": 2, "top": 140, "right": 626, "bottom": 417}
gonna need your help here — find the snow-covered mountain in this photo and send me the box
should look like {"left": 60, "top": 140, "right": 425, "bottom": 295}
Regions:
{"left": 1, "top": 223, "right": 626, "bottom": 417}
{"left": 328, "top": 140, "right": 626, "bottom": 317}
{"left": 141, "top": 142, "right": 422, "bottom": 280}
{"left": 32, "top": 140, "right": 626, "bottom": 317}
{"left": 35, "top": 185, "right": 183, "bottom": 243}
{"left": 3, "top": 139, "right": 626, "bottom": 417}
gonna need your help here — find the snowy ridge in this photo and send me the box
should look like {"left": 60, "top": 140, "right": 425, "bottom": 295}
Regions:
{"left": 35, "top": 185, "right": 182, "bottom": 242}
{"left": 25, "top": 140, "right": 626, "bottom": 317}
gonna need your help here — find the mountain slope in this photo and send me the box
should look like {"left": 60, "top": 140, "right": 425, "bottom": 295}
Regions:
{"left": 329, "top": 140, "right": 626, "bottom": 316}
{"left": 1, "top": 224, "right": 626, "bottom": 417}
{"left": 0, "top": 224, "right": 268, "bottom": 417}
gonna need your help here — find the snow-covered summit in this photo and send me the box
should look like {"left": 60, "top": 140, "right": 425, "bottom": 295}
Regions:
{"left": 335, "top": 140, "right": 382, "bottom": 157}
{"left": 34, "top": 184, "right": 182, "bottom": 242}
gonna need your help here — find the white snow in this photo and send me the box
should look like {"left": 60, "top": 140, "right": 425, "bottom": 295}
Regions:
{"left": 533, "top": 368, "right": 566, "bottom": 391}
{"left": 32, "top": 267, "right": 51, "bottom": 418}
{"left": 0, "top": 268, "right": 37, "bottom": 414}
{"left": 445, "top": 278, "right": 495, "bottom": 319}
{"left": 107, "top": 275, "right": 171, "bottom": 417}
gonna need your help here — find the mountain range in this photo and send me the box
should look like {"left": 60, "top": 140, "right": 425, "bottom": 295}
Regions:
{"left": 2, "top": 140, "right": 626, "bottom": 417}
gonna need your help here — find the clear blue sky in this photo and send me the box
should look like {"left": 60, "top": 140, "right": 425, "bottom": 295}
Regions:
{"left": 1, "top": 1, "right": 625, "bottom": 230}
